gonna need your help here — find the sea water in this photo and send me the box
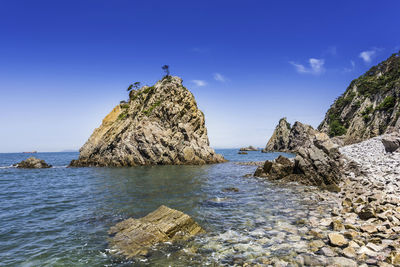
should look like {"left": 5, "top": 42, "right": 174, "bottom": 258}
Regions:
{"left": 0, "top": 150, "right": 333, "bottom": 266}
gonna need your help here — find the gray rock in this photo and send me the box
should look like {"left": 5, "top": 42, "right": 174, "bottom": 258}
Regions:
{"left": 381, "top": 134, "right": 400, "bottom": 153}
{"left": 15, "top": 157, "right": 52, "bottom": 168}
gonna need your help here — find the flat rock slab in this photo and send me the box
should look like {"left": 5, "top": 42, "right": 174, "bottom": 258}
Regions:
{"left": 108, "top": 205, "right": 204, "bottom": 259}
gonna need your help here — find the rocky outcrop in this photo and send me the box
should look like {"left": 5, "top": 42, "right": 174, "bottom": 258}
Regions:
{"left": 263, "top": 120, "right": 320, "bottom": 153}
{"left": 262, "top": 117, "right": 291, "bottom": 152}
{"left": 70, "top": 76, "right": 225, "bottom": 167}
{"left": 381, "top": 133, "right": 400, "bottom": 153}
{"left": 255, "top": 124, "right": 342, "bottom": 189}
{"left": 108, "top": 205, "right": 204, "bottom": 259}
{"left": 239, "top": 146, "right": 258, "bottom": 151}
{"left": 319, "top": 51, "right": 400, "bottom": 144}
{"left": 14, "top": 157, "right": 52, "bottom": 168}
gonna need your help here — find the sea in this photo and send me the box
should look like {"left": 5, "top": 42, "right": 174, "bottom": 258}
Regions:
{"left": 0, "top": 150, "right": 333, "bottom": 266}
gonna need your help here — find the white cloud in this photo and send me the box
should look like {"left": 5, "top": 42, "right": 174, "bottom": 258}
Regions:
{"left": 344, "top": 60, "right": 356, "bottom": 72}
{"left": 289, "top": 58, "right": 325, "bottom": 74}
{"left": 359, "top": 50, "right": 376, "bottom": 63}
{"left": 191, "top": 80, "right": 207, "bottom": 87}
{"left": 213, "top": 73, "right": 227, "bottom": 82}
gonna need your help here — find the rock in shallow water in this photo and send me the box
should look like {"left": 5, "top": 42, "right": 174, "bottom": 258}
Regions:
{"left": 14, "top": 157, "right": 52, "bottom": 168}
{"left": 108, "top": 205, "right": 204, "bottom": 259}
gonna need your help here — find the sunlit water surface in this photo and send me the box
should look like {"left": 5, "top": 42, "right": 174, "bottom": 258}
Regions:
{"left": 0, "top": 150, "right": 333, "bottom": 266}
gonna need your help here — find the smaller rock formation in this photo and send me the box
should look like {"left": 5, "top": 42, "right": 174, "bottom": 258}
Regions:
{"left": 381, "top": 133, "right": 400, "bottom": 153}
{"left": 238, "top": 151, "right": 248, "bottom": 155}
{"left": 239, "top": 146, "right": 258, "bottom": 151}
{"left": 108, "top": 205, "right": 204, "bottom": 259}
{"left": 14, "top": 157, "right": 52, "bottom": 168}
{"left": 262, "top": 117, "right": 291, "bottom": 152}
{"left": 255, "top": 127, "right": 342, "bottom": 190}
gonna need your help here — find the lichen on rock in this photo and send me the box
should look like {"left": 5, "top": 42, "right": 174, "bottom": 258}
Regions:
{"left": 69, "top": 76, "right": 225, "bottom": 167}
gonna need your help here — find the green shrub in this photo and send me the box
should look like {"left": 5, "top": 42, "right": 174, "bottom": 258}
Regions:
{"left": 361, "top": 105, "right": 373, "bottom": 115}
{"left": 376, "top": 96, "right": 395, "bottom": 111}
{"left": 329, "top": 120, "right": 347, "bottom": 137}
{"left": 118, "top": 112, "right": 128, "bottom": 120}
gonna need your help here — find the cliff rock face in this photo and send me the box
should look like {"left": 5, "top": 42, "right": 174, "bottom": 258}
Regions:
{"left": 70, "top": 76, "right": 225, "bottom": 167}
{"left": 319, "top": 52, "right": 400, "bottom": 144}
{"left": 263, "top": 118, "right": 291, "bottom": 152}
{"left": 263, "top": 120, "right": 318, "bottom": 152}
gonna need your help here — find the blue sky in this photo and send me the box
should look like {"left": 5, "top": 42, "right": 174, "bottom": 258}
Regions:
{"left": 1, "top": 0, "right": 399, "bottom": 152}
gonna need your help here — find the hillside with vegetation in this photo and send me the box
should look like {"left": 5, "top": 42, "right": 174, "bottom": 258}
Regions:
{"left": 318, "top": 51, "right": 400, "bottom": 143}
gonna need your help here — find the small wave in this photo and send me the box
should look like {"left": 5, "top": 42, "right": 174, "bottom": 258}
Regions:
{"left": 0, "top": 165, "right": 15, "bottom": 169}
{"left": 52, "top": 165, "right": 68, "bottom": 169}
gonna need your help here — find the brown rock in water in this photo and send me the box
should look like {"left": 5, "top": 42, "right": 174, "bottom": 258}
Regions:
{"left": 239, "top": 146, "right": 258, "bottom": 151}
{"left": 255, "top": 125, "right": 342, "bottom": 188}
{"left": 15, "top": 157, "right": 52, "bottom": 168}
{"left": 108, "top": 205, "right": 204, "bottom": 259}
{"left": 69, "top": 76, "right": 225, "bottom": 167}
{"left": 358, "top": 205, "right": 376, "bottom": 220}
{"left": 328, "top": 233, "right": 348, "bottom": 247}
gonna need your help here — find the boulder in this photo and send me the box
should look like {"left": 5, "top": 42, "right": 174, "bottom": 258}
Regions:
{"left": 14, "top": 157, "right": 52, "bottom": 168}
{"left": 381, "top": 134, "right": 400, "bottom": 153}
{"left": 108, "top": 205, "right": 204, "bottom": 259}
{"left": 238, "top": 151, "right": 248, "bottom": 155}
{"left": 69, "top": 76, "right": 225, "bottom": 167}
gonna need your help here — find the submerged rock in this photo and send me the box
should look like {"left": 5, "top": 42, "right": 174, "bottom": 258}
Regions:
{"left": 14, "top": 157, "right": 52, "bottom": 168}
{"left": 108, "top": 205, "right": 204, "bottom": 259}
{"left": 70, "top": 76, "right": 225, "bottom": 167}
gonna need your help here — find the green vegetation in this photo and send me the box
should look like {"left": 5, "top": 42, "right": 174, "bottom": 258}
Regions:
{"left": 143, "top": 101, "right": 162, "bottom": 115}
{"left": 376, "top": 96, "right": 396, "bottom": 111}
{"left": 361, "top": 105, "right": 373, "bottom": 115}
{"left": 329, "top": 120, "right": 347, "bottom": 137}
{"left": 120, "top": 103, "right": 130, "bottom": 109}
{"left": 118, "top": 112, "right": 128, "bottom": 120}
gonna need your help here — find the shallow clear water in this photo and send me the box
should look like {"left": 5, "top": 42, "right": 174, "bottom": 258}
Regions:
{"left": 0, "top": 150, "right": 333, "bottom": 266}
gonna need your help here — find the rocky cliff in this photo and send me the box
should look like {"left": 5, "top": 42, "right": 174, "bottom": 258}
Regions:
{"left": 262, "top": 118, "right": 291, "bottom": 152}
{"left": 70, "top": 76, "right": 225, "bottom": 167}
{"left": 319, "top": 52, "right": 400, "bottom": 143}
{"left": 263, "top": 119, "right": 319, "bottom": 152}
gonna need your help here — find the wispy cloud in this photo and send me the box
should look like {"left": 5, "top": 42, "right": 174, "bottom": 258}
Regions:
{"left": 325, "top": 46, "right": 337, "bottom": 56}
{"left": 359, "top": 50, "right": 376, "bottom": 63}
{"left": 191, "top": 80, "right": 207, "bottom": 87}
{"left": 213, "top": 73, "right": 228, "bottom": 82}
{"left": 344, "top": 60, "right": 356, "bottom": 72}
{"left": 289, "top": 58, "right": 325, "bottom": 75}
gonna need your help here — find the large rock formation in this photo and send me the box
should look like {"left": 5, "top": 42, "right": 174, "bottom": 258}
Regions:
{"left": 262, "top": 117, "right": 291, "bottom": 152}
{"left": 70, "top": 76, "right": 225, "bottom": 167}
{"left": 14, "top": 157, "right": 52, "bottom": 168}
{"left": 319, "top": 51, "right": 400, "bottom": 144}
{"left": 108, "top": 205, "right": 204, "bottom": 259}
{"left": 239, "top": 145, "right": 258, "bottom": 151}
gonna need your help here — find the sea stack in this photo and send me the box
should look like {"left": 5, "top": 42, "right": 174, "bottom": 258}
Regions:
{"left": 70, "top": 76, "right": 225, "bottom": 167}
